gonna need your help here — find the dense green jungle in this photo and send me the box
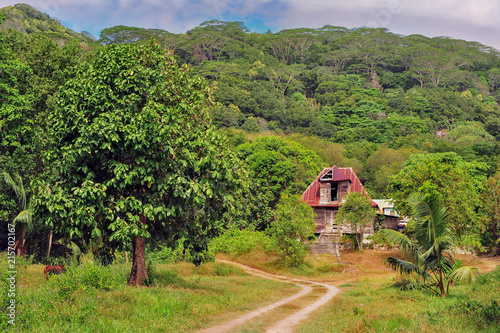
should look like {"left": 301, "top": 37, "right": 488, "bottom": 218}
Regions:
{"left": 1, "top": 3, "right": 500, "bottom": 261}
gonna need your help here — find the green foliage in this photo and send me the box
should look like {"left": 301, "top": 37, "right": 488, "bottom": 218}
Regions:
{"left": 336, "top": 192, "right": 377, "bottom": 250}
{"left": 3, "top": 6, "right": 500, "bottom": 269}
{"left": 148, "top": 239, "right": 194, "bottom": 264}
{"left": 480, "top": 168, "right": 500, "bottom": 255}
{"left": 453, "top": 299, "right": 500, "bottom": 330}
{"left": 32, "top": 41, "right": 245, "bottom": 286}
{"left": 235, "top": 136, "right": 323, "bottom": 228}
{"left": 389, "top": 152, "right": 487, "bottom": 236}
{"left": 268, "top": 194, "right": 316, "bottom": 267}
{"left": 45, "top": 258, "right": 123, "bottom": 299}
{"left": 210, "top": 228, "right": 275, "bottom": 257}
{"left": 0, "top": 4, "right": 97, "bottom": 44}
{"left": 99, "top": 25, "right": 172, "bottom": 45}
{"left": 380, "top": 193, "right": 478, "bottom": 297}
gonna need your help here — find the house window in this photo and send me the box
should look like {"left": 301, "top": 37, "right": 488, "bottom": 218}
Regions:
{"left": 331, "top": 183, "right": 338, "bottom": 202}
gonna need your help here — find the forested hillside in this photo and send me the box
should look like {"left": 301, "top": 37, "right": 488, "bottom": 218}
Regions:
{"left": 98, "top": 20, "right": 500, "bottom": 196}
{"left": 1, "top": 4, "right": 500, "bottom": 257}
{"left": 1, "top": 4, "right": 97, "bottom": 44}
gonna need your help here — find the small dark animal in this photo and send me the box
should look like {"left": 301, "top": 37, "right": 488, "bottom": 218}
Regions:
{"left": 44, "top": 265, "right": 66, "bottom": 279}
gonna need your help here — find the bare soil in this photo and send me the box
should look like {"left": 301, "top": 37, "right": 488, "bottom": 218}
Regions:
{"left": 196, "top": 260, "right": 339, "bottom": 333}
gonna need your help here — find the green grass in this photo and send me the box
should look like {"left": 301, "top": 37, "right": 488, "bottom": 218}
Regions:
{"left": 2, "top": 248, "right": 498, "bottom": 333}
{"left": 297, "top": 268, "right": 500, "bottom": 333}
{"left": 1, "top": 257, "right": 299, "bottom": 333}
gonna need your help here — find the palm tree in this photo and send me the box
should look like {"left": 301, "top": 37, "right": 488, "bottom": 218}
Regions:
{"left": 379, "top": 193, "right": 477, "bottom": 297}
{"left": 3, "top": 173, "right": 33, "bottom": 257}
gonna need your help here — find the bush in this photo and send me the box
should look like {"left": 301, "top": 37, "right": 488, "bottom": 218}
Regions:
{"left": 148, "top": 239, "right": 194, "bottom": 264}
{"left": 210, "top": 228, "right": 275, "bottom": 257}
{"left": 46, "top": 256, "right": 123, "bottom": 299}
{"left": 268, "top": 194, "right": 316, "bottom": 267}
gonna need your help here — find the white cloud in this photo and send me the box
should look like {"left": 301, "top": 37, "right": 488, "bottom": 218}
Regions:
{"left": 0, "top": 0, "right": 498, "bottom": 48}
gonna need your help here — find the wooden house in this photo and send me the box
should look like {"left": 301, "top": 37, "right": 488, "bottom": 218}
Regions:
{"left": 301, "top": 166, "right": 380, "bottom": 254}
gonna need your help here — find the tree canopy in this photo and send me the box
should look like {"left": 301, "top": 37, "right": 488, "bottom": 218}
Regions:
{"left": 33, "top": 41, "right": 244, "bottom": 285}
{"left": 335, "top": 191, "right": 377, "bottom": 250}
{"left": 389, "top": 152, "right": 487, "bottom": 238}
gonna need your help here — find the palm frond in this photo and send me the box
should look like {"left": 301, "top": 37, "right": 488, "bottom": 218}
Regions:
{"left": 386, "top": 257, "right": 422, "bottom": 276}
{"left": 379, "top": 229, "right": 419, "bottom": 259}
{"left": 410, "top": 193, "right": 453, "bottom": 247}
{"left": 421, "top": 235, "right": 454, "bottom": 260}
{"left": 3, "top": 172, "right": 26, "bottom": 209}
{"left": 449, "top": 266, "right": 478, "bottom": 284}
{"left": 13, "top": 210, "right": 33, "bottom": 229}
{"left": 395, "top": 277, "right": 425, "bottom": 291}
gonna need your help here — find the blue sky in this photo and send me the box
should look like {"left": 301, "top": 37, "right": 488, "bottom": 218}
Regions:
{"left": 0, "top": 0, "right": 499, "bottom": 49}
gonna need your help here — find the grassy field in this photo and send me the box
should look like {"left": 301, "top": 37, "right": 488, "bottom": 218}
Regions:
{"left": 1, "top": 250, "right": 499, "bottom": 332}
{"left": 217, "top": 248, "right": 500, "bottom": 333}
{"left": 1, "top": 257, "right": 299, "bottom": 332}
{"left": 296, "top": 251, "right": 500, "bottom": 333}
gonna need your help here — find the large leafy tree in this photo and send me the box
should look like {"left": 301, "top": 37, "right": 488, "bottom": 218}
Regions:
{"left": 380, "top": 194, "right": 477, "bottom": 297}
{"left": 236, "top": 136, "right": 323, "bottom": 228}
{"left": 33, "top": 41, "right": 244, "bottom": 285}
{"left": 388, "top": 152, "right": 487, "bottom": 237}
{"left": 481, "top": 169, "right": 500, "bottom": 255}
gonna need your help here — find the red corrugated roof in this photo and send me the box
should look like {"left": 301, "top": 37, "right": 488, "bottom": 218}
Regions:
{"left": 301, "top": 166, "right": 377, "bottom": 208}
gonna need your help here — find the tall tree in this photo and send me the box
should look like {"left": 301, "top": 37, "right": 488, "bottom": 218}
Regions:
{"left": 389, "top": 152, "right": 487, "bottom": 237}
{"left": 3, "top": 173, "right": 33, "bottom": 257}
{"left": 481, "top": 170, "right": 500, "bottom": 255}
{"left": 269, "top": 194, "right": 316, "bottom": 267}
{"left": 33, "top": 41, "right": 244, "bottom": 285}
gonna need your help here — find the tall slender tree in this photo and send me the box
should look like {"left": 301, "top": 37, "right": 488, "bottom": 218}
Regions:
{"left": 3, "top": 173, "right": 33, "bottom": 257}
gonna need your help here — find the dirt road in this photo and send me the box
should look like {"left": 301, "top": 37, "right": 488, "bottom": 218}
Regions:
{"left": 197, "top": 260, "right": 339, "bottom": 333}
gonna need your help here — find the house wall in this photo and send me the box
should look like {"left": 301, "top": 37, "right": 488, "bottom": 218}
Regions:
{"left": 381, "top": 216, "right": 399, "bottom": 230}
{"left": 313, "top": 207, "right": 337, "bottom": 233}
{"left": 338, "top": 180, "right": 350, "bottom": 202}
{"left": 313, "top": 207, "right": 375, "bottom": 234}
{"left": 319, "top": 182, "right": 331, "bottom": 204}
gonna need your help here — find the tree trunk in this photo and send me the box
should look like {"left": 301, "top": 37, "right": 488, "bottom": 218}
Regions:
{"left": 492, "top": 221, "right": 500, "bottom": 256}
{"left": 356, "top": 232, "right": 363, "bottom": 251}
{"left": 46, "top": 230, "right": 53, "bottom": 258}
{"left": 335, "top": 242, "right": 342, "bottom": 264}
{"left": 128, "top": 236, "right": 148, "bottom": 286}
{"left": 438, "top": 269, "right": 446, "bottom": 297}
{"left": 16, "top": 226, "right": 27, "bottom": 258}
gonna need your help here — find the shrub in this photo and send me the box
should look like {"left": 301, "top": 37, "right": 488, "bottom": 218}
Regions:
{"left": 46, "top": 257, "right": 123, "bottom": 299}
{"left": 210, "top": 228, "right": 275, "bottom": 257}
{"left": 148, "top": 239, "right": 194, "bottom": 264}
{"left": 268, "top": 194, "right": 316, "bottom": 267}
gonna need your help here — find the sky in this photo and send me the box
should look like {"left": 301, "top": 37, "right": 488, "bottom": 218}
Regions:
{"left": 0, "top": 0, "right": 499, "bottom": 50}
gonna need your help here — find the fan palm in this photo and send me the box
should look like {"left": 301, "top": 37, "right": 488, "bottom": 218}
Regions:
{"left": 379, "top": 193, "right": 477, "bottom": 297}
{"left": 3, "top": 172, "right": 34, "bottom": 257}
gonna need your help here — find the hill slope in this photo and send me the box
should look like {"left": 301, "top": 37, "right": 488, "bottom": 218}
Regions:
{"left": 0, "top": 3, "right": 96, "bottom": 44}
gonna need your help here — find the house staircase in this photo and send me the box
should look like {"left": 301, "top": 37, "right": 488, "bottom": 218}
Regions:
{"left": 310, "top": 231, "right": 341, "bottom": 255}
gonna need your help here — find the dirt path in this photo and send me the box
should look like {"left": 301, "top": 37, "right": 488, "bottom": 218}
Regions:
{"left": 197, "top": 260, "right": 339, "bottom": 333}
